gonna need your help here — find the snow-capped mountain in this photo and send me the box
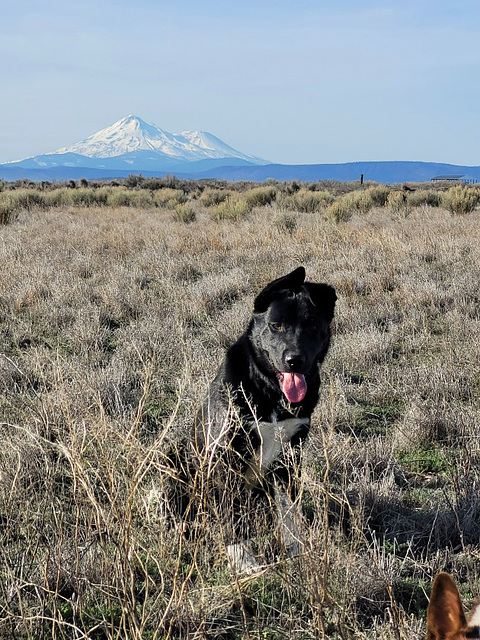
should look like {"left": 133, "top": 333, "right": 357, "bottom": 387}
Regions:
{"left": 0, "top": 115, "right": 267, "bottom": 179}
{"left": 51, "top": 114, "right": 266, "bottom": 164}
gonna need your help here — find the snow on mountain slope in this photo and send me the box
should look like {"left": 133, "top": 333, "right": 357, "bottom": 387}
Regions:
{"left": 52, "top": 115, "right": 180, "bottom": 158}
{"left": 176, "top": 130, "right": 265, "bottom": 163}
{"left": 51, "top": 115, "right": 266, "bottom": 164}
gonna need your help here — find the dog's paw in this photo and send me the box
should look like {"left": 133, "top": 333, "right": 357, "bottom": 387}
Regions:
{"left": 226, "top": 543, "right": 262, "bottom": 575}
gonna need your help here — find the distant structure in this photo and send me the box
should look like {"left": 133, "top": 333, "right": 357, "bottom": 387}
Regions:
{"left": 431, "top": 174, "right": 477, "bottom": 184}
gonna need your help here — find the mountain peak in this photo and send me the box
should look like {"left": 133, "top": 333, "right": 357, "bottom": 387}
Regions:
{"left": 50, "top": 115, "right": 267, "bottom": 163}
{"left": 122, "top": 114, "right": 142, "bottom": 121}
{"left": 114, "top": 114, "right": 152, "bottom": 129}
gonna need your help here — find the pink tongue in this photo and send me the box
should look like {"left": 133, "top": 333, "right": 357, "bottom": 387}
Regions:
{"left": 280, "top": 372, "right": 307, "bottom": 403}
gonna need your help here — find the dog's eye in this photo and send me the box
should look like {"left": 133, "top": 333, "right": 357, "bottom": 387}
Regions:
{"left": 269, "top": 322, "right": 283, "bottom": 332}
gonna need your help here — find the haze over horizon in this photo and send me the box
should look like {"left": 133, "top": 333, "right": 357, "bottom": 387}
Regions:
{"left": 2, "top": 0, "right": 480, "bottom": 166}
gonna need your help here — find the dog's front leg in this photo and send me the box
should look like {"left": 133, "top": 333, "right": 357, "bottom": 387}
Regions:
{"left": 274, "top": 482, "right": 304, "bottom": 558}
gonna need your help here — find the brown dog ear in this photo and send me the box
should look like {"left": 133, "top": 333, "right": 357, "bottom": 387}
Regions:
{"left": 427, "top": 573, "right": 467, "bottom": 640}
{"left": 254, "top": 267, "right": 306, "bottom": 313}
{"left": 304, "top": 282, "right": 337, "bottom": 322}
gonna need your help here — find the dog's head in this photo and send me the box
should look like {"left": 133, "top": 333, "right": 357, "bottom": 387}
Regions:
{"left": 251, "top": 266, "right": 336, "bottom": 403}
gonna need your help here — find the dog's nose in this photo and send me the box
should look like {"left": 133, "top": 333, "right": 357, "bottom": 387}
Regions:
{"left": 285, "top": 354, "right": 305, "bottom": 371}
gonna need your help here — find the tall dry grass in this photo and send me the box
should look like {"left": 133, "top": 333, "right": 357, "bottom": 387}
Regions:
{"left": 0, "top": 185, "right": 479, "bottom": 638}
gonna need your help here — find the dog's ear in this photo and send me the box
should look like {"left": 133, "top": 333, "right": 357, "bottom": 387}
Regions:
{"left": 254, "top": 267, "right": 306, "bottom": 313}
{"left": 304, "top": 282, "right": 337, "bottom": 323}
{"left": 427, "top": 573, "right": 467, "bottom": 640}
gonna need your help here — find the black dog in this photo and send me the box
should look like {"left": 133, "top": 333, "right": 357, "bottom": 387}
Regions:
{"left": 191, "top": 266, "right": 336, "bottom": 571}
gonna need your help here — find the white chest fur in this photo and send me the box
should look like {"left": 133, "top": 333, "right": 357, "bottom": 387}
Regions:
{"left": 468, "top": 603, "right": 480, "bottom": 634}
{"left": 255, "top": 416, "right": 310, "bottom": 470}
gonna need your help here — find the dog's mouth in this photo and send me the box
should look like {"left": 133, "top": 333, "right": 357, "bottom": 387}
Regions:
{"left": 279, "top": 372, "right": 307, "bottom": 403}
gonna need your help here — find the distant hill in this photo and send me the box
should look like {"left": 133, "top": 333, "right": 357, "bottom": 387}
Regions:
{"left": 1, "top": 159, "right": 480, "bottom": 184}
{"left": 177, "top": 161, "right": 480, "bottom": 184}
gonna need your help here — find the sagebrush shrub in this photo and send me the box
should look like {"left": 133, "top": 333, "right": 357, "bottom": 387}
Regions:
{"left": 366, "top": 185, "right": 391, "bottom": 207}
{"left": 41, "top": 188, "right": 70, "bottom": 207}
{"left": 280, "top": 189, "right": 333, "bottom": 213}
{"left": 342, "top": 189, "right": 376, "bottom": 214}
{"left": 387, "top": 190, "right": 410, "bottom": 214}
{"left": 324, "top": 198, "right": 354, "bottom": 223}
{"left": 70, "top": 188, "right": 111, "bottom": 207}
{"left": 323, "top": 189, "right": 378, "bottom": 223}
{"left": 199, "top": 189, "right": 230, "bottom": 207}
{"left": 107, "top": 190, "right": 132, "bottom": 208}
{"left": 442, "top": 185, "right": 480, "bottom": 215}
{"left": 407, "top": 189, "right": 442, "bottom": 208}
{"left": 0, "top": 198, "right": 17, "bottom": 224}
{"left": 173, "top": 203, "right": 196, "bottom": 223}
{"left": 154, "top": 188, "right": 188, "bottom": 208}
{"left": 124, "top": 174, "right": 145, "bottom": 188}
{"left": 244, "top": 186, "right": 277, "bottom": 208}
{"left": 107, "top": 189, "right": 154, "bottom": 208}
{"left": 7, "top": 189, "right": 45, "bottom": 210}
{"left": 209, "top": 193, "right": 252, "bottom": 220}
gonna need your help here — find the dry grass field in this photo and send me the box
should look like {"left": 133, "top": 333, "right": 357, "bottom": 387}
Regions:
{"left": 0, "top": 180, "right": 479, "bottom": 639}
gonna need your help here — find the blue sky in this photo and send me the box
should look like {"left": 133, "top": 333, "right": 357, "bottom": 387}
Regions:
{"left": 1, "top": 0, "right": 480, "bottom": 165}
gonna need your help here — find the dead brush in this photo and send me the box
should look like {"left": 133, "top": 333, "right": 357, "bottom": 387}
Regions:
{"left": 0, "top": 190, "right": 478, "bottom": 638}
